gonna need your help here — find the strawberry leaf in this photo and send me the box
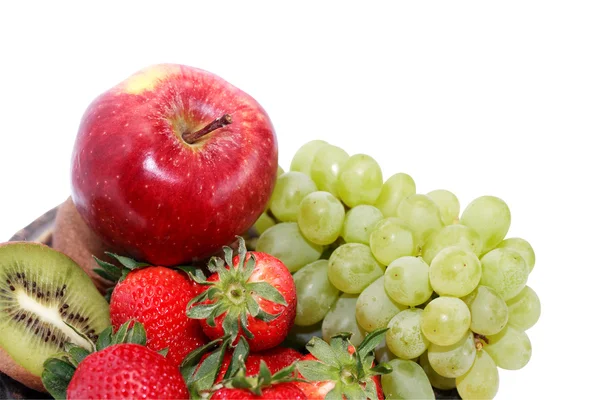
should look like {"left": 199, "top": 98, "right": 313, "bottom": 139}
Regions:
{"left": 222, "top": 311, "right": 240, "bottom": 343}
{"left": 305, "top": 336, "right": 341, "bottom": 367}
{"left": 92, "top": 257, "right": 122, "bottom": 282}
{"left": 223, "top": 246, "right": 234, "bottom": 270}
{"left": 105, "top": 252, "right": 151, "bottom": 270}
{"left": 247, "top": 282, "right": 287, "bottom": 305}
{"left": 178, "top": 266, "right": 206, "bottom": 282}
{"left": 343, "top": 383, "right": 367, "bottom": 400}
{"left": 240, "top": 256, "right": 256, "bottom": 281}
{"left": 41, "top": 358, "right": 76, "bottom": 400}
{"left": 223, "top": 336, "right": 249, "bottom": 380}
{"left": 95, "top": 327, "right": 112, "bottom": 351}
{"left": 64, "top": 343, "right": 90, "bottom": 366}
{"left": 357, "top": 327, "right": 388, "bottom": 360}
{"left": 187, "top": 303, "right": 220, "bottom": 319}
{"left": 364, "top": 379, "right": 379, "bottom": 400}
{"left": 296, "top": 360, "right": 339, "bottom": 381}
{"left": 180, "top": 337, "right": 231, "bottom": 393}
{"left": 246, "top": 296, "right": 260, "bottom": 317}
{"left": 157, "top": 347, "right": 169, "bottom": 357}
{"left": 239, "top": 312, "right": 254, "bottom": 339}
{"left": 370, "top": 362, "right": 393, "bottom": 375}
{"left": 124, "top": 321, "right": 147, "bottom": 346}
{"left": 255, "top": 308, "right": 280, "bottom": 322}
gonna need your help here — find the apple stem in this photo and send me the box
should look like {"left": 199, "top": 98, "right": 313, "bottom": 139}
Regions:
{"left": 182, "top": 114, "right": 233, "bottom": 144}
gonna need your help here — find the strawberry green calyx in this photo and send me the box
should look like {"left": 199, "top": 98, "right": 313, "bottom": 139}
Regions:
{"left": 41, "top": 321, "right": 148, "bottom": 400}
{"left": 186, "top": 237, "right": 287, "bottom": 342}
{"left": 297, "top": 328, "right": 392, "bottom": 400}
{"left": 93, "top": 252, "right": 206, "bottom": 302}
{"left": 226, "top": 360, "right": 302, "bottom": 396}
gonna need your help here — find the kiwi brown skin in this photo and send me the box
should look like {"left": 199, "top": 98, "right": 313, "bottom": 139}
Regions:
{"left": 0, "top": 347, "right": 45, "bottom": 393}
{"left": 52, "top": 197, "right": 116, "bottom": 293}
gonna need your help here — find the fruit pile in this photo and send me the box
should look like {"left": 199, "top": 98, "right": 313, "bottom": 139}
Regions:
{"left": 0, "top": 64, "right": 540, "bottom": 400}
{"left": 253, "top": 139, "right": 540, "bottom": 399}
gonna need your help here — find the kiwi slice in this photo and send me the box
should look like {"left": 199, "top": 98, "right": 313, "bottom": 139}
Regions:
{"left": 0, "top": 242, "right": 110, "bottom": 378}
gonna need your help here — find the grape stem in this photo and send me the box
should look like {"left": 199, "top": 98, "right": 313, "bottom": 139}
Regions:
{"left": 182, "top": 114, "right": 232, "bottom": 144}
{"left": 474, "top": 333, "right": 489, "bottom": 350}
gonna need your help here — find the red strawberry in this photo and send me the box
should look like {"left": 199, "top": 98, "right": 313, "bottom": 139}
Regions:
{"left": 188, "top": 238, "right": 296, "bottom": 351}
{"left": 246, "top": 347, "right": 304, "bottom": 375}
{"left": 110, "top": 266, "right": 207, "bottom": 364}
{"left": 211, "top": 382, "right": 306, "bottom": 400}
{"left": 295, "top": 329, "right": 390, "bottom": 400}
{"left": 67, "top": 343, "right": 189, "bottom": 399}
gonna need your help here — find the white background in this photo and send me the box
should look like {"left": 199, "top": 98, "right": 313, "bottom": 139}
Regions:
{"left": 1, "top": 1, "right": 598, "bottom": 399}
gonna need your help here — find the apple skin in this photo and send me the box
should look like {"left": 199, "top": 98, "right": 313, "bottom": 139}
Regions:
{"left": 71, "top": 64, "right": 278, "bottom": 266}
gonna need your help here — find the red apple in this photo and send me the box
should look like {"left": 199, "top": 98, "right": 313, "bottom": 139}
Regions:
{"left": 71, "top": 64, "right": 277, "bottom": 265}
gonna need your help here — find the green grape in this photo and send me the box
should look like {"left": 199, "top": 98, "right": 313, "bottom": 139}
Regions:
{"left": 284, "top": 322, "right": 322, "bottom": 349}
{"left": 252, "top": 212, "right": 275, "bottom": 235}
{"left": 421, "top": 224, "right": 482, "bottom": 265}
{"left": 419, "top": 353, "right": 456, "bottom": 390}
{"left": 293, "top": 260, "right": 340, "bottom": 326}
{"left": 460, "top": 196, "right": 511, "bottom": 253}
{"left": 456, "top": 349, "right": 499, "bottom": 400}
{"left": 381, "top": 359, "right": 435, "bottom": 400}
{"left": 396, "top": 194, "right": 443, "bottom": 248}
{"left": 369, "top": 218, "right": 416, "bottom": 265}
{"left": 421, "top": 297, "right": 471, "bottom": 346}
{"left": 356, "top": 277, "right": 406, "bottom": 332}
{"left": 336, "top": 154, "right": 383, "bottom": 207}
{"left": 297, "top": 191, "right": 345, "bottom": 245}
{"left": 497, "top": 237, "right": 536, "bottom": 273}
{"left": 375, "top": 173, "right": 417, "bottom": 217}
{"left": 256, "top": 222, "right": 323, "bottom": 272}
{"left": 386, "top": 309, "right": 430, "bottom": 360}
{"left": 427, "top": 189, "right": 460, "bottom": 226}
{"left": 462, "top": 286, "right": 508, "bottom": 336}
{"left": 429, "top": 247, "right": 482, "bottom": 297}
{"left": 327, "top": 243, "right": 384, "bottom": 294}
{"left": 485, "top": 326, "right": 532, "bottom": 370}
{"left": 506, "top": 286, "right": 541, "bottom": 331}
{"left": 290, "top": 140, "right": 328, "bottom": 176}
{"left": 341, "top": 205, "right": 384, "bottom": 245}
{"left": 428, "top": 332, "right": 476, "bottom": 378}
{"left": 322, "top": 294, "right": 365, "bottom": 347}
{"left": 384, "top": 256, "right": 432, "bottom": 306}
{"left": 277, "top": 165, "right": 284, "bottom": 176}
{"left": 310, "top": 144, "right": 349, "bottom": 197}
{"left": 480, "top": 248, "right": 528, "bottom": 300}
{"left": 269, "top": 172, "right": 318, "bottom": 222}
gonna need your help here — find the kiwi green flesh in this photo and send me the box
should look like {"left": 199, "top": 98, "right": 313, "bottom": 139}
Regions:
{"left": 0, "top": 242, "right": 110, "bottom": 377}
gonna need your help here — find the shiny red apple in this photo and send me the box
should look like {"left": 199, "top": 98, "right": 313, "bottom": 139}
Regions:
{"left": 71, "top": 64, "right": 278, "bottom": 265}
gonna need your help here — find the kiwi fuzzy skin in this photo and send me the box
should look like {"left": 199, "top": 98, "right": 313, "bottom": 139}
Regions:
{"left": 0, "top": 347, "right": 45, "bottom": 393}
{"left": 52, "top": 197, "right": 116, "bottom": 294}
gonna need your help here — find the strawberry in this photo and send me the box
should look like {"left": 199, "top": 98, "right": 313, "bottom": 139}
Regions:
{"left": 187, "top": 238, "right": 296, "bottom": 351}
{"left": 295, "top": 329, "right": 391, "bottom": 400}
{"left": 67, "top": 343, "right": 189, "bottom": 399}
{"left": 212, "top": 359, "right": 305, "bottom": 400}
{"left": 108, "top": 265, "right": 208, "bottom": 364}
{"left": 211, "top": 382, "right": 306, "bottom": 400}
{"left": 246, "top": 347, "right": 304, "bottom": 375}
{"left": 42, "top": 322, "right": 189, "bottom": 400}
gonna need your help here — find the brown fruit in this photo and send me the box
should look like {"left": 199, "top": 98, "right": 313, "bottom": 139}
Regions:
{"left": 52, "top": 197, "right": 116, "bottom": 293}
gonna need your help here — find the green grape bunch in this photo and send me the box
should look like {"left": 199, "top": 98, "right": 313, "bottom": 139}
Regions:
{"left": 252, "top": 140, "right": 541, "bottom": 400}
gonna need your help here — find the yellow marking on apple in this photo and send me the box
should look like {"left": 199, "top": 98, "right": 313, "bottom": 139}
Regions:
{"left": 121, "top": 64, "right": 181, "bottom": 95}
{"left": 16, "top": 290, "right": 92, "bottom": 350}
